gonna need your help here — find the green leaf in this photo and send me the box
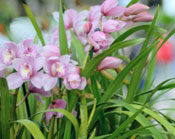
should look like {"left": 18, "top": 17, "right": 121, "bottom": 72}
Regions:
{"left": 127, "top": 0, "right": 140, "bottom": 7}
{"left": 108, "top": 106, "right": 145, "bottom": 139}
{"left": 82, "top": 38, "right": 145, "bottom": 78}
{"left": 23, "top": 2, "right": 45, "bottom": 46}
{"left": 132, "top": 104, "right": 175, "bottom": 136}
{"left": 90, "top": 75, "right": 101, "bottom": 103}
{"left": 15, "top": 119, "right": 45, "bottom": 139}
{"left": 118, "top": 125, "right": 156, "bottom": 139}
{"left": 106, "top": 100, "right": 163, "bottom": 139}
{"left": 126, "top": 6, "right": 159, "bottom": 103}
{"left": 70, "top": 31, "right": 85, "bottom": 66}
{"left": 31, "top": 108, "right": 79, "bottom": 139}
{"left": 100, "top": 39, "right": 159, "bottom": 103}
{"left": 59, "top": 0, "right": 69, "bottom": 55}
{"left": 0, "top": 78, "right": 10, "bottom": 139}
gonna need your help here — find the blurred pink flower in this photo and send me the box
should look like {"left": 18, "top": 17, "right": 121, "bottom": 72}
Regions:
{"left": 41, "top": 45, "right": 60, "bottom": 59}
{"left": 64, "top": 9, "right": 77, "bottom": 30}
{"left": 97, "top": 56, "right": 122, "bottom": 70}
{"left": 88, "top": 6, "right": 102, "bottom": 22}
{"left": 101, "top": 0, "right": 125, "bottom": 17}
{"left": 124, "top": 3, "right": 150, "bottom": 16}
{"left": 7, "top": 56, "right": 45, "bottom": 89}
{"left": 156, "top": 39, "right": 174, "bottom": 63}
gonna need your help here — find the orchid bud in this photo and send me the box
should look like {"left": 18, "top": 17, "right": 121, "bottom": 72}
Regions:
{"left": 132, "top": 12, "right": 154, "bottom": 22}
{"left": 124, "top": 3, "right": 150, "bottom": 16}
{"left": 101, "top": 0, "right": 125, "bottom": 17}
{"left": 97, "top": 56, "right": 122, "bottom": 71}
{"left": 103, "top": 19, "right": 126, "bottom": 33}
{"left": 84, "top": 21, "right": 92, "bottom": 34}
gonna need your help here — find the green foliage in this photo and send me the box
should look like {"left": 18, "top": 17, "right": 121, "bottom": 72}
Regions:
{"left": 1, "top": 2, "right": 175, "bottom": 139}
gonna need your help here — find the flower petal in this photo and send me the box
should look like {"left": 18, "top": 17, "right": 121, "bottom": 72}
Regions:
{"left": 7, "top": 73, "right": 24, "bottom": 89}
{"left": 31, "top": 72, "right": 43, "bottom": 88}
{"left": 42, "top": 74, "right": 57, "bottom": 91}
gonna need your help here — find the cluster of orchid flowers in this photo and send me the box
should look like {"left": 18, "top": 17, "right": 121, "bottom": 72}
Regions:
{"left": 0, "top": 0, "right": 153, "bottom": 124}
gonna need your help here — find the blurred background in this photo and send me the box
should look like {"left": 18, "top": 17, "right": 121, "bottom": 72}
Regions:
{"left": 0, "top": 0, "right": 175, "bottom": 118}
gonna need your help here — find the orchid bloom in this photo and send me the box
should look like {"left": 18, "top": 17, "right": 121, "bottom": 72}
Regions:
{"left": 97, "top": 56, "right": 122, "bottom": 71}
{"left": 89, "top": 31, "right": 111, "bottom": 51}
{"left": 103, "top": 19, "right": 126, "bottom": 33}
{"left": 7, "top": 56, "right": 45, "bottom": 90}
{"left": 124, "top": 3, "right": 150, "bottom": 16}
{"left": 42, "top": 55, "right": 73, "bottom": 91}
{"left": 0, "top": 42, "right": 19, "bottom": 71}
{"left": 101, "top": 0, "right": 125, "bottom": 17}
{"left": 46, "top": 99, "right": 66, "bottom": 125}
{"left": 19, "top": 39, "right": 39, "bottom": 57}
{"left": 63, "top": 73, "right": 87, "bottom": 90}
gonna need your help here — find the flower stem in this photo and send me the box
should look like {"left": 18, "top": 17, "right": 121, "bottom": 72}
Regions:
{"left": 79, "top": 91, "right": 88, "bottom": 139}
{"left": 22, "top": 84, "right": 31, "bottom": 117}
{"left": 10, "top": 88, "right": 19, "bottom": 138}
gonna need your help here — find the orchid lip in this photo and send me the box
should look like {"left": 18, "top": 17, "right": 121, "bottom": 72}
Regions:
{"left": 19, "top": 62, "right": 33, "bottom": 80}
{"left": 51, "top": 61, "right": 66, "bottom": 78}
{"left": 2, "top": 48, "right": 16, "bottom": 65}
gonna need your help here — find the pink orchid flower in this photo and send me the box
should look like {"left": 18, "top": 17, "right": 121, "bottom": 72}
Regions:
{"left": 42, "top": 55, "right": 72, "bottom": 91}
{"left": 97, "top": 56, "right": 122, "bottom": 71}
{"left": 46, "top": 99, "right": 67, "bottom": 125}
{"left": 7, "top": 56, "right": 45, "bottom": 90}
{"left": 63, "top": 73, "right": 87, "bottom": 90}
{"left": 46, "top": 99, "right": 77, "bottom": 125}
{"left": 101, "top": 0, "right": 125, "bottom": 17}
{"left": 89, "top": 31, "right": 113, "bottom": 52}
{"left": 29, "top": 82, "right": 50, "bottom": 103}
{"left": 0, "top": 42, "right": 19, "bottom": 71}
{"left": 132, "top": 12, "right": 154, "bottom": 22}
{"left": 19, "top": 39, "right": 40, "bottom": 57}
{"left": 124, "top": 3, "right": 150, "bottom": 16}
{"left": 103, "top": 19, "right": 126, "bottom": 33}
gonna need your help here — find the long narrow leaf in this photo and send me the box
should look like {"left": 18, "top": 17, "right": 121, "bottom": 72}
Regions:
{"left": 100, "top": 39, "right": 159, "bottom": 103}
{"left": 70, "top": 31, "right": 85, "bottom": 66}
{"left": 15, "top": 119, "right": 45, "bottom": 139}
{"left": 126, "top": 6, "right": 159, "bottom": 103}
{"left": 0, "top": 78, "right": 10, "bottom": 139}
{"left": 22, "top": 1, "right": 45, "bottom": 46}
{"left": 59, "top": 0, "right": 69, "bottom": 55}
